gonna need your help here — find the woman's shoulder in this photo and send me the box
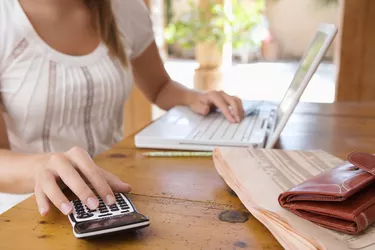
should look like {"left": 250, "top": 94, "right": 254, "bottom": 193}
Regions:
{"left": 111, "top": 0, "right": 151, "bottom": 31}
{"left": 111, "top": 0, "right": 149, "bottom": 17}
{"left": 0, "top": 0, "right": 19, "bottom": 64}
{"left": 0, "top": 0, "right": 20, "bottom": 40}
{"left": 111, "top": 0, "right": 155, "bottom": 59}
{"left": 0, "top": 0, "right": 16, "bottom": 26}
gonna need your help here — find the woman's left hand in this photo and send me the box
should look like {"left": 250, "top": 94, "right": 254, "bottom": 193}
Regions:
{"left": 188, "top": 91, "right": 244, "bottom": 123}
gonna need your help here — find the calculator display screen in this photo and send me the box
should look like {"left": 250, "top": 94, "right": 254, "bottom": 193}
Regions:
{"left": 75, "top": 212, "right": 149, "bottom": 234}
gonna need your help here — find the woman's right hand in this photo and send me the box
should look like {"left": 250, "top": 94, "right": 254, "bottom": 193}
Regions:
{"left": 33, "top": 147, "right": 131, "bottom": 216}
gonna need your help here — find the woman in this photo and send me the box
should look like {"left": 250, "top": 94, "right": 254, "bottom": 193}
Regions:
{"left": 0, "top": 0, "right": 244, "bottom": 216}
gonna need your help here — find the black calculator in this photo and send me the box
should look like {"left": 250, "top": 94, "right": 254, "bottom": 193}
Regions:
{"left": 68, "top": 193, "right": 150, "bottom": 238}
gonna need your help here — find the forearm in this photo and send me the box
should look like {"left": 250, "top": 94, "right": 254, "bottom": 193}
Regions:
{"left": 154, "top": 79, "right": 202, "bottom": 110}
{"left": 0, "top": 150, "right": 48, "bottom": 194}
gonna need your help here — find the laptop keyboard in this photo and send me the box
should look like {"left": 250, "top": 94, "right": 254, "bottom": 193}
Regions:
{"left": 186, "top": 109, "right": 264, "bottom": 142}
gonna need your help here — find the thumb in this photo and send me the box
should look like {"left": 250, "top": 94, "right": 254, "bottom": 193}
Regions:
{"left": 102, "top": 170, "right": 132, "bottom": 193}
{"left": 190, "top": 101, "right": 211, "bottom": 116}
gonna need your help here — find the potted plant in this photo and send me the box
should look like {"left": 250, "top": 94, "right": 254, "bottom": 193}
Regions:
{"left": 165, "top": 0, "right": 264, "bottom": 90}
{"left": 165, "top": 0, "right": 228, "bottom": 91}
{"left": 230, "top": 0, "right": 264, "bottom": 63}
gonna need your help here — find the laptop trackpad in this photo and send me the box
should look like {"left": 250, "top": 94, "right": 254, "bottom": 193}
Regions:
{"left": 140, "top": 114, "right": 196, "bottom": 139}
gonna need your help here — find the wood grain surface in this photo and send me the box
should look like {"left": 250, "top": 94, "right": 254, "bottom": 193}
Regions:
{"left": 1, "top": 102, "right": 375, "bottom": 250}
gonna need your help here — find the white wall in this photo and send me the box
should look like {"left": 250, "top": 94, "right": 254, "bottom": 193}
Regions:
{"left": 266, "top": 0, "right": 340, "bottom": 59}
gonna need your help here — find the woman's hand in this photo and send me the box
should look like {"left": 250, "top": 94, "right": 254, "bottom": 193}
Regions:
{"left": 33, "top": 147, "right": 131, "bottom": 216}
{"left": 188, "top": 91, "right": 245, "bottom": 123}
{"left": 130, "top": 42, "right": 245, "bottom": 120}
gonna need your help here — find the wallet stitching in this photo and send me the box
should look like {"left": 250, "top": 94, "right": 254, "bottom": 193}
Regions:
{"left": 342, "top": 175, "right": 372, "bottom": 194}
{"left": 348, "top": 152, "right": 375, "bottom": 175}
{"left": 341, "top": 182, "right": 350, "bottom": 192}
{"left": 360, "top": 212, "right": 369, "bottom": 228}
{"left": 353, "top": 196, "right": 375, "bottom": 215}
{"left": 291, "top": 209, "right": 356, "bottom": 232}
{"left": 291, "top": 203, "right": 354, "bottom": 217}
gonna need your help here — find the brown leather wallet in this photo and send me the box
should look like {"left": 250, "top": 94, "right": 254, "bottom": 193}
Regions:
{"left": 278, "top": 151, "right": 375, "bottom": 235}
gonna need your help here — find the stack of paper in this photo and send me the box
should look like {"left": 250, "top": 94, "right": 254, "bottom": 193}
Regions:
{"left": 213, "top": 147, "right": 375, "bottom": 250}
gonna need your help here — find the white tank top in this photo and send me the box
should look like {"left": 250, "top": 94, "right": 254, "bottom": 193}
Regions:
{"left": 0, "top": 0, "right": 154, "bottom": 156}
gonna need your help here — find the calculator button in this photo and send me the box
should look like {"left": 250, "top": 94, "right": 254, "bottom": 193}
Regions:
{"left": 70, "top": 193, "right": 136, "bottom": 225}
{"left": 77, "top": 213, "right": 94, "bottom": 219}
{"left": 109, "top": 207, "right": 119, "bottom": 212}
{"left": 98, "top": 213, "right": 113, "bottom": 218}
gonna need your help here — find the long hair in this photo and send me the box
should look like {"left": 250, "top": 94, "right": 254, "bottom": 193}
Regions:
{"left": 86, "top": 0, "right": 128, "bottom": 68}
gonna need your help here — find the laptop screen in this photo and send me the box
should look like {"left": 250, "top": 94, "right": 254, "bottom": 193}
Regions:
{"left": 276, "top": 31, "right": 328, "bottom": 126}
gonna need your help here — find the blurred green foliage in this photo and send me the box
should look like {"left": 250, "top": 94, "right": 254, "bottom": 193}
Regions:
{"left": 164, "top": 0, "right": 264, "bottom": 50}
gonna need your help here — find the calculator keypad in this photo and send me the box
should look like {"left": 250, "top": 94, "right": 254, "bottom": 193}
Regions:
{"left": 70, "top": 193, "right": 134, "bottom": 222}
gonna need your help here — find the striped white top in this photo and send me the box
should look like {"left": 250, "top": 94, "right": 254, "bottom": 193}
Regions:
{"left": 0, "top": 0, "right": 154, "bottom": 156}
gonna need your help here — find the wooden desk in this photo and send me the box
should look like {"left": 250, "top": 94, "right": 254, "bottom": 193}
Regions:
{"left": 1, "top": 102, "right": 375, "bottom": 250}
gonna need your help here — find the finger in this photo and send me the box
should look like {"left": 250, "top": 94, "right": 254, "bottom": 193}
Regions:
{"left": 40, "top": 169, "right": 73, "bottom": 215}
{"left": 102, "top": 170, "right": 132, "bottom": 193}
{"left": 65, "top": 147, "right": 116, "bottom": 205}
{"left": 222, "top": 94, "right": 244, "bottom": 122}
{"left": 235, "top": 98, "right": 244, "bottom": 116}
{"left": 34, "top": 183, "right": 50, "bottom": 216}
{"left": 235, "top": 97, "right": 243, "bottom": 110}
{"left": 190, "top": 101, "right": 211, "bottom": 116}
{"left": 208, "top": 92, "right": 236, "bottom": 123}
{"left": 50, "top": 153, "right": 99, "bottom": 210}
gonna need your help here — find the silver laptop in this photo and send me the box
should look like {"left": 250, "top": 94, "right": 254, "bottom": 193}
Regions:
{"left": 135, "top": 23, "right": 337, "bottom": 151}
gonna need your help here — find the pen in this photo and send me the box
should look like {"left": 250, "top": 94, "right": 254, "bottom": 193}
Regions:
{"left": 141, "top": 151, "right": 213, "bottom": 157}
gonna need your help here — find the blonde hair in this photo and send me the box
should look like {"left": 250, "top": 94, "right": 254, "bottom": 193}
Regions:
{"left": 86, "top": 0, "right": 128, "bottom": 68}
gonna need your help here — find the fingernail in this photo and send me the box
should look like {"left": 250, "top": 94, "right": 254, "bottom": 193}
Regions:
{"left": 87, "top": 197, "right": 99, "bottom": 210}
{"left": 60, "top": 202, "right": 72, "bottom": 215}
{"left": 39, "top": 207, "right": 47, "bottom": 216}
{"left": 235, "top": 115, "right": 240, "bottom": 123}
{"left": 106, "top": 194, "right": 116, "bottom": 205}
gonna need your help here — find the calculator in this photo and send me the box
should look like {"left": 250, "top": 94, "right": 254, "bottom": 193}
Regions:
{"left": 68, "top": 193, "right": 150, "bottom": 238}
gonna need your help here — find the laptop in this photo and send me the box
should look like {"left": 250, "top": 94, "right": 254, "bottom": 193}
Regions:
{"left": 135, "top": 23, "right": 338, "bottom": 151}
